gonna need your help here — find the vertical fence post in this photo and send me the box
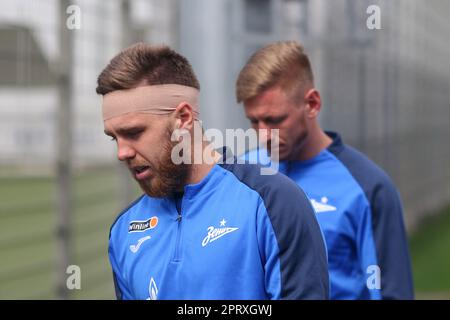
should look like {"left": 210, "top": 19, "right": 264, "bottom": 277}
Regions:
{"left": 55, "top": 0, "right": 74, "bottom": 300}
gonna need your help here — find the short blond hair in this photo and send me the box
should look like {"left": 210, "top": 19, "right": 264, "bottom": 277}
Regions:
{"left": 236, "top": 40, "right": 314, "bottom": 103}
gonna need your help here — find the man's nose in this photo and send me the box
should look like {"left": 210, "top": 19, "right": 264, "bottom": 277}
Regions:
{"left": 117, "top": 140, "right": 136, "bottom": 161}
{"left": 257, "top": 123, "right": 272, "bottom": 144}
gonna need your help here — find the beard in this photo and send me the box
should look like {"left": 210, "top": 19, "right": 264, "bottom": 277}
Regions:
{"left": 136, "top": 127, "right": 189, "bottom": 198}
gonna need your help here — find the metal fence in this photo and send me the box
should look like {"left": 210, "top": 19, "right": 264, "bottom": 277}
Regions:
{"left": 0, "top": 0, "right": 449, "bottom": 299}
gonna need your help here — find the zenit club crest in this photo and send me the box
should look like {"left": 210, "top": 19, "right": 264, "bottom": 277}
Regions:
{"left": 202, "top": 218, "right": 238, "bottom": 247}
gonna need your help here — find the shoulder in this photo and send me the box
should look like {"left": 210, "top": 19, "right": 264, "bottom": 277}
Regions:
{"left": 219, "top": 161, "right": 313, "bottom": 216}
{"left": 328, "top": 136, "right": 398, "bottom": 197}
{"left": 109, "top": 194, "right": 146, "bottom": 239}
{"left": 240, "top": 148, "right": 271, "bottom": 164}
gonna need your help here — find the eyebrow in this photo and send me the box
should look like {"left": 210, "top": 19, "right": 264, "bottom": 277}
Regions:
{"left": 261, "top": 115, "right": 287, "bottom": 122}
{"left": 104, "top": 125, "right": 146, "bottom": 137}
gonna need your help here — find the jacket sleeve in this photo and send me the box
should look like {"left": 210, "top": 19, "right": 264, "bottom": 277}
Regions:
{"left": 256, "top": 181, "right": 330, "bottom": 300}
{"left": 370, "top": 181, "right": 415, "bottom": 299}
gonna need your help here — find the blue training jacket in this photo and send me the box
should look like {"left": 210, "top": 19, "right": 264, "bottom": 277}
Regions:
{"left": 244, "top": 132, "right": 414, "bottom": 300}
{"left": 108, "top": 150, "right": 329, "bottom": 300}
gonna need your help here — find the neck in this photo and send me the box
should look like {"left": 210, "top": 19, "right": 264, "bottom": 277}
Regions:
{"left": 186, "top": 141, "right": 221, "bottom": 185}
{"left": 296, "top": 123, "right": 332, "bottom": 161}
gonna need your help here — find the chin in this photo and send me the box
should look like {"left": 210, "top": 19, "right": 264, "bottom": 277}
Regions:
{"left": 138, "top": 180, "right": 158, "bottom": 197}
{"left": 270, "top": 146, "right": 288, "bottom": 161}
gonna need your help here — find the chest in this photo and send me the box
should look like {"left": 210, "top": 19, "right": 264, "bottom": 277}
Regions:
{"left": 121, "top": 194, "right": 263, "bottom": 299}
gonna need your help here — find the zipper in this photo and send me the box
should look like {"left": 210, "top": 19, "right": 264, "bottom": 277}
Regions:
{"left": 173, "top": 214, "right": 182, "bottom": 262}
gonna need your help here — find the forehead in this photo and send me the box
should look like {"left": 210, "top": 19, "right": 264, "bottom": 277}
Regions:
{"left": 243, "top": 87, "right": 292, "bottom": 117}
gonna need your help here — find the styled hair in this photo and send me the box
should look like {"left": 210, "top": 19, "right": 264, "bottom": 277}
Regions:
{"left": 96, "top": 42, "right": 200, "bottom": 95}
{"left": 236, "top": 40, "right": 314, "bottom": 103}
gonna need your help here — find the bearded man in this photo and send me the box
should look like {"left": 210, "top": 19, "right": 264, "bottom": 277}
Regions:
{"left": 96, "top": 43, "right": 329, "bottom": 300}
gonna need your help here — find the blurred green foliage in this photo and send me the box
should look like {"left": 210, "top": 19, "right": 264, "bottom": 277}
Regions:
{"left": 410, "top": 205, "right": 450, "bottom": 299}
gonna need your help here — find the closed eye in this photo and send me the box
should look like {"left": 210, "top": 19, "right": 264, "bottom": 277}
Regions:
{"left": 264, "top": 115, "right": 287, "bottom": 125}
{"left": 123, "top": 129, "right": 144, "bottom": 140}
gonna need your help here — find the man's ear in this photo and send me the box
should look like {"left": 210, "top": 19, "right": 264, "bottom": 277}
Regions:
{"left": 304, "top": 88, "right": 322, "bottom": 118}
{"left": 173, "top": 102, "right": 194, "bottom": 131}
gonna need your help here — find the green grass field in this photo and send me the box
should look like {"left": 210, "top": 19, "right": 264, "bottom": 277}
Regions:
{"left": 409, "top": 206, "right": 450, "bottom": 299}
{"left": 1, "top": 168, "right": 449, "bottom": 299}
{"left": 0, "top": 167, "right": 140, "bottom": 299}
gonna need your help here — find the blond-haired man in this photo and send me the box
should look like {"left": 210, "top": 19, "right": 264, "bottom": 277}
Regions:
{"left": 237, "top": 41, "right": 414, "bottom": 300}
